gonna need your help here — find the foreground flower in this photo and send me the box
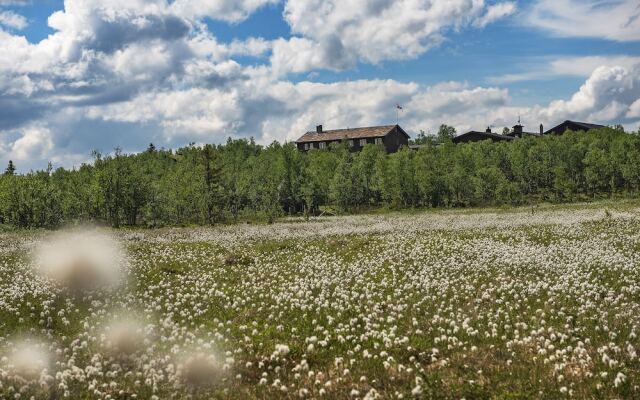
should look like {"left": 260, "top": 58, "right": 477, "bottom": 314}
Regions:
{"left": 178, "top": 351, "right": 224, "bottom": 388}
{"left": 103, "top": 317, "right": 146, "bottom": 356}
{"left": 6, "top": 341, "right": 50, "bottom": 381}
{"left": 34, "top": 229, "right": 125, "bottom": 292}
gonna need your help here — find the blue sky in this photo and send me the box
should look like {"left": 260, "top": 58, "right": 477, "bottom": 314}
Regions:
{"left": 0, "top": 0, "right": 639, "bottom": 170}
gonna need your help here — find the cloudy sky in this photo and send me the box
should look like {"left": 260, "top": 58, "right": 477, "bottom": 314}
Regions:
{"left": 1, "top": 0, "right": 639, "bottom": 171}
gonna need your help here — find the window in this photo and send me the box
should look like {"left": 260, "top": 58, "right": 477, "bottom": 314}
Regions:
{"left": 375, "top": 138, "right": 383, "bottom": 145}
{"left": 349, "top": 139, "right": 354, "bottom": 147}
{"left": 304, "top": 143, "right": 309, "bottom": 150}
{"left": 359, "top": 138, "right": 367, "bottom": 147}
{"left": 319, "top": 141, "right": 326, "bottom": 149}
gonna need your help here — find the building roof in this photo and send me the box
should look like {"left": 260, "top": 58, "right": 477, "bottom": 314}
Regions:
{"left": 295, "top": 125, "right": 408, "bottom": 143}
{"left": 453, "top": 131, "right": 515, "bottom": 143}
{"left": 506, "top": 131, "right": 542, "bottom": 137}
{"left": 545, "top": 120, "right": 606, "bottom": 134}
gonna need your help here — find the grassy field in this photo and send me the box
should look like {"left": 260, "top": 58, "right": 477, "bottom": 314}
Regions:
{"left": 1, "top": 203, "right": 640, "bottom": 399}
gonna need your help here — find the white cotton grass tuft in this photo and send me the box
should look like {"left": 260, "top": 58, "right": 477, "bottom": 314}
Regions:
{"left": 5, "top": 340, "right": 50, "bottom": 381}
{"left": 103, "top": 316, "right": 146, "bottom": 356}
{"left": 34, "top": 229, "right": 126, "bottom": 292}
{"left": 178, "top": 350, "right": 225, "bottom": 388}
{"left": 275, "top": 344, "right": 290, "bottom": 356}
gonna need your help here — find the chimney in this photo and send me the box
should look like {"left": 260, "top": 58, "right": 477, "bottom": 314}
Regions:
{"left": 540, "top": 124, "right": 544, "bottom": 135}
{"left": 316, "top": 125, "right": 323, "bottom": 134}
{"left": 513, "top": 123, "right": 523, "bottom": 137}
{"left": 486, "top": 127, "right": 492, "bottom": 133}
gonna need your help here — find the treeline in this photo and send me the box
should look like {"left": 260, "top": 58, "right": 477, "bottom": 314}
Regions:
{"left": 0, "top": 126, "right": 639, "bottom": 228}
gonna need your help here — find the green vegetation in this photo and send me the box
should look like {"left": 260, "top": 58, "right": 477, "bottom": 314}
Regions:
{"left": 1, "top": 127, "right": 639, "bottom": 228}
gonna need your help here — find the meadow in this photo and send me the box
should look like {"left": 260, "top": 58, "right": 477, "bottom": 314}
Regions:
{"left": 1, "top": 203, "right": 639, "bottom": 399}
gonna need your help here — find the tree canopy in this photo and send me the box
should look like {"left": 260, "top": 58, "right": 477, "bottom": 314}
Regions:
{"left": 1, "top": 127, "right": 638, "bottom": 228}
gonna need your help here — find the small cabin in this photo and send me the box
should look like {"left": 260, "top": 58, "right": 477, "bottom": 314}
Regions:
{"left": 295, "top": 125, "right": 410, "bottom": 153}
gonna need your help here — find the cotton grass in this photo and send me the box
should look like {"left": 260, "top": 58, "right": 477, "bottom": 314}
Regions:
{"left": 1, "top": 204, "right": 640, "bottom": 398}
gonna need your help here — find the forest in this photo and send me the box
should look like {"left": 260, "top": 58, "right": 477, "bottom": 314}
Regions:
{"left": 0, "top": 125, "right": 638, "bottom": 228}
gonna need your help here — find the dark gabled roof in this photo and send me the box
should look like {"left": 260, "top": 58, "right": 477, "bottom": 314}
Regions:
{"left": 296, "top": 125, "right": 409, "bottom": 143}
{"left": 544, "top": 120, "right": 606, "bottom": 134}
{"left": 453, "top": 131, "right": 515, "bottom": 143}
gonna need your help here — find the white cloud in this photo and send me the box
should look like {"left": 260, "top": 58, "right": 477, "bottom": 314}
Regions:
{"left": 77, "top": 62, "right": 639, "bottom": 146}
{"left": 488, "top": 55, "right": 640, "bottom": 84}
{"left": 550, "top": 56, "right": 640, "bottom": 78}
{"left": 627, "top": 99, "right": 640, "bottom": 119}
{"left": 10, "top": 125, "right": 54, "bottom": 161}
{"left": 0, "top": 0, "right": 29, "bottom": 5}
{"left": 529, "top": 0, "right": 640, "bottom": 41}
{"left": 86, "top": 87, "right": 245, "bottom": 138}
{"left": 473, "top": 2, "right": 516, "bottom": 28}
{"left": 171, "top": 0, "right": 278, "bottom": 23}
{"left": 540, "top": 64, "right": 640, "bottom": 123}
{"left": 270, "top": 36, "right": 356, "bottom": 75}
{"left": 271, "top": 0, "right": 516, "bottom": 74}
{"left": 0, "top": 10, "right": 27, "bottom": 30}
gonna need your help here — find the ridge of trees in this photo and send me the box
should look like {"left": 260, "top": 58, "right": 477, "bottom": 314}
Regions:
{"left": 1, "top": 126, "right": 639, "bottom": 228}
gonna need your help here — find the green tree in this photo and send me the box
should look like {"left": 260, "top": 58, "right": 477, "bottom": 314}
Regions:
{"left": 202, "top": 144, "right": 225, "bottom": 224}
{"left": 4, "top": 160, "right": 16, "bottom": 176}
{"left": 437, "top": 124, "right": 456, "bottom": 143}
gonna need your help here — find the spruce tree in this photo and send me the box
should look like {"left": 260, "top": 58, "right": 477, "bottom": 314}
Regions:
{"left": 4, "top": 160, "right": 15, "bottom": 176}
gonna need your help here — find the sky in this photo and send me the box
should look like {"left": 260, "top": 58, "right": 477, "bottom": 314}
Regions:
{"left": 0, "top": 0, "right": 639, "bottom": 171}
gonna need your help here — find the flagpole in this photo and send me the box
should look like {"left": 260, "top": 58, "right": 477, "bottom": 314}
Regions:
{"left": 395, "top": 104, "right": 402, "bottom": 125}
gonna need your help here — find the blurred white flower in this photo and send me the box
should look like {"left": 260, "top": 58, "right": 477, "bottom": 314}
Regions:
{"left": 34, "top": 229, "right": 125, "bottom": 292}
{"left": 6, "top": 341, "right": 50, "bottom": 380}
{"left": 103, "top": 316, "right": 146, "bottom": 355}
{"left": 178, "top": 351, "right": 224, "bottom": 388}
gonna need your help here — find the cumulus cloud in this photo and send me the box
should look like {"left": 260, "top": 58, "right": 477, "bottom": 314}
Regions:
{"left": 171, "top": 0, "right": 278, "bottom": 23}
{"left": 488, "top": 55, "right": 640, "bottom": 84}
{"left": 78, "top": 63, "right": 640, "bottom": 146}
{"left": 0, "top": 10, "right": 27, "bottom": 29}
{"left": 10, "top": 125, "right": 54, "bottom": 161}
{"left": 540, "top": 64, "right": 640, "bottom": 123}
{"left": 272, "top": 0, "right": 516, "bottom": 74}
{"left": 46, "top": 0, "right": 191, "bottom": 55}
{"left": 628, "top": 99, "right": 640, "bottom": 119}
{"left": 528, "top": 0, "right": 640, "bottom": 41}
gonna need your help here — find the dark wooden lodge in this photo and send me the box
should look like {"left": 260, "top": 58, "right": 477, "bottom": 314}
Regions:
{"left": 295, "top": 125, "right": 410, "bottom": 153}
{"left": 452, "top": 127, "right": 514, "bottom": 144}
{"left": 544, "top": 120, "right": 606, "bottom": 135}
{"left": 453, "top": 119, "right": 606, "bottom": 144}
